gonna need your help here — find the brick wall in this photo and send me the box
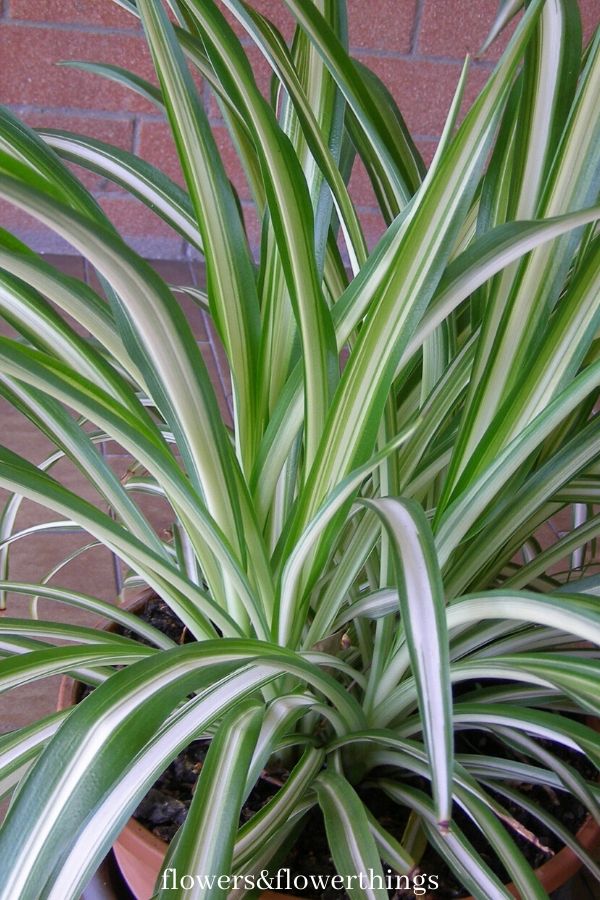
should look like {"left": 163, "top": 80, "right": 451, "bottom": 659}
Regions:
{"left": 0, "top": 0, "right": 597, "bottom": 259}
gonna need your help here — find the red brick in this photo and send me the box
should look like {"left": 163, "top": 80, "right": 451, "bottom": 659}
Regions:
{"left": 348, "top": 0, "right": 416, "bottom": 54}
{"left": 0, "top": 199, "right": 74, "bottom": 253}
{"left": 239, "top": 200, "right": 261, "bottom": 255}
{"left": 9, "top": 0, "right": 138, "bottom": 29}
{"left": 137, "top": 118, "right": 254, "bottom": 204}
{"left": 249, "top": 0, "right": 295, "bottom": 38}
{"left": 358, "top": 209, "right": 386, "bottom": 252}
{"left": 415, "top": 138, "right": 438, "bottom": 169}
{"left": 348, "top": 135, "right": 439, "bottom": 202}
{"left": 0, "top": 179, "right": 182, "bottom": 258}
{"left": 137, "top": 119, "right": 183, "bottom": 187}
{"left": 43, "top": 252, "right": 86, "bottom": 280}
{"left": 25, "top": 110, "right": 133, "bottom": 150}
{"left": 419, "top": 1, "right": 597, "bottom": 60}
{"left": 348, "top": 157, "right": 379, "bottom": 208}
{"left": 418, "top": 0, "right": 517, "bottom": 61}
{"left": 99, "top": 193, "right": 179, "bottom": 237}
{"left": 22, "top": 110, "right": 134, "bottom": 192}
{"left": 363, "top": 55, "right": 489, "bottom": 137}
{"left": 0, "top": 25, "right": 156, "bottom": 112}
{"left": 246, "top": 40, "right": 280, "bottom": 102}
{"left": 580, "top": 0, "right": 600, "bottom": 42}
{"left": 225, "top": 1, "right": 418, "bottom": 60}
{"left": 95, "top": 195, "right": 184, "bottom": 257}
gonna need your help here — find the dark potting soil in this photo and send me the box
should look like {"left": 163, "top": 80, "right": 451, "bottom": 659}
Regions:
{"left": 112, "top": 597, "right": 596, "bottom": 899}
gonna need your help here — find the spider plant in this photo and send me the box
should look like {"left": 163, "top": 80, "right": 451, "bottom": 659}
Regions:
{"left": 0, "top": 0, "right": 599, "bottom": 897}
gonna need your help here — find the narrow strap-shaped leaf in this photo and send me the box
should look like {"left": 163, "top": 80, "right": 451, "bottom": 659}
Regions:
{"left": 443, "top": 27, "right": 600, "bottom": 499}
{"left": 378, "top": 781, "right": 513, "bottom": 900}
{"left": 362, "top": 498, "right": 453, "bottom": 827}
{"left": 447, "top": 421, "right": 600, "bottom": 594}
{"left": 0, "top": 618, "right": 155, "bottom": 649}
{"left": 255, "top": 201, "right": 600, "bottom": 523}
{"left": 41, "top": 129, "right": 203, "bottom": 251}
{"left": 0, "top": 377, "right": 168, "bottom": 555}
{"left": 0, "top": 442, "right": 241, "bottom": 639}
{"left": 282, "top": 0, "right": 414, "bottom": 212}
{"left": 58, "top": 60, "right": 163, "bottom": 107}
{"left": 0, "top": 581, "right": 174, "bottom": 648}
{"left": 64, "top": 22, "right": 265, "bottom": 225}
{"left": 400, "top": 206, "right": 600, "bottom": 368}
{"left": 505, "top": 0, "right": 582, "bottom": 223}
{"left": 485, "top": 779, "right": 600, "bottom": 883}
{"left": 224, "top": 1, "right": 356, "bottom": 441}
{"left": 481, "top": 0, "right": 525, "bottom": 55}
{"left": 343, "top": 735, "right": 548, "bottom": 899}
{"left": 276, "top": 421, "right": 416, "bottom": 645}
{"left": 0, "top": 106, "right": 105, "bottom": 222}
{"left": 364, "top": 810, "right": 415, "bottom": 875}
{"left": 44, "top": 682, "right": 310, "bottom": 899}
{"left": 184, "top": 0, "right": 338, "bottom": 469}
{"left": 0, "top": 336, "right": 272, "bottom": 633}
{"left": 505, "top": 507, "right": 600, "bottom": 588}
{"left": 445, "top": 779, "right": 548, "bottom": 900}
{"left": 445, "top": 590, "right": 600, "bottom": 658}
{"left": 0, "top": 173, "right": 264, "bottom": 594}
{"left": 234, "top": 745, "right": 324, "bottom": 868}
{"left": 0, "top": 273, "right": 144, "bottom": 417}
{"left": 0, "top": 711, "right": 67, "bottom": 801}
{"left": 315, "top": 769, "right": 388, "bottom": 900}
{"left": 0, "top": 641, "right": 365, "bottom": 899}
{"left": 0, "top": 245, "right": 140, "bottom": 382}
{"left": 156, "top": 698, "right": 264, "bottom": 900}
{"left": 450, "top": 702, "right": 600, "bottom": 764}
{"left": 458, "top": 235, "right": 600, "bottom": 497}
{"left": 435, "top": 358, "right": 600, "bottom": 566}
{"left": 345, "top": 60, "right": 424, "bottom": 223}
{"left": 292, "top": 0, "right": 546, "bottom": 530}
{"left": 0, "top": 644, "right": 154, "bottom": 695}
{"left": 466, "top": 653, "right": 600, "bottom": 719}
{"left": 136, "top": 0, "right": 261, "bottom": 475}
{"left": 494, "top": 723, "right": 600, "bottom": 820}
{"left": 218, "top": 0, "right": 367, "bottom": 271}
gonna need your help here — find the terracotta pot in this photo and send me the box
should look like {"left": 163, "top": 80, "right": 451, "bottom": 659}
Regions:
{"left": 461, "top": 811, "right": 600, "bottom": 900}
{"left": 459, "top": 713, "right": 600, "bottom": 899}
{"left": 108, "top": 790, "right": 600, "bottom": 900}
{"left": 58, "top": 592, "right": 600, "bottom": 900}
{"left": 109, "top": 816, "right": 292, "bottom": 900}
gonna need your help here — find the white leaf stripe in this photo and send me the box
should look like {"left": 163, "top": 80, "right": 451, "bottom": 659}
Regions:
{"left": 137, "top": 0, "right": 261, "bottom": 475}
{"left": 362, "top": 498, "right": 453, "bottom": 826}
{"left": 316, "top": 770, "right": 388, "bottom": 900}
{"left": 41, "top": 130, "right": 204, "bottom": 250}
{"left": 158, "top": 699, "right": 264, "bottom": 900}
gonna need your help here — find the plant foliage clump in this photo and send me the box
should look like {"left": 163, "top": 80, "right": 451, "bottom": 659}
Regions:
{"left": 0, "top": 1, "right": 598, "bottom": 898}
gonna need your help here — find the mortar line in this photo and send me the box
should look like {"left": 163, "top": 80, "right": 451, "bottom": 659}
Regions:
{"left": 6, "top": 104, "right": 148, "bottom": 122}
{"left": 409, "top": 0, "right": 425, "bottom": 55}
{"left": 5, "top": 18, "right": 140, "bottom": 35}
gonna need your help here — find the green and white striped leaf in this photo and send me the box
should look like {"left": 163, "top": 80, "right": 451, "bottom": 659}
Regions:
{"left": 156, "top": 698, "right": 264, "bottom": 900}
{"left": 362, "top": 498, "right": 453, "bottom": 826}
{"left": 315, "top": 770, "right": 388, "bottom": 900}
